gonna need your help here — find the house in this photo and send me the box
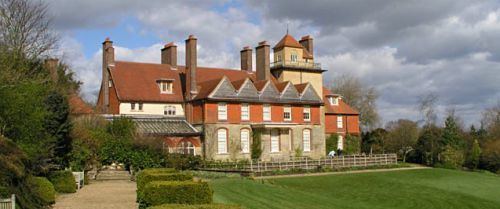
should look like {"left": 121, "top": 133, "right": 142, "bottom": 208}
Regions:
{"left": 96, "top": 34, "right": 360, "bottom": 161}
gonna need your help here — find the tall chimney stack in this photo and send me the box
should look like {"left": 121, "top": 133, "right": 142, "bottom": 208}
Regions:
{"left": 255, "top": 41, "right": 270, "bottom": 81}
{"left": 240, "top": 46, "right": 252, "bottom": 73}
{"left": 102, "top": 37, "right": 115, "bottom": 112}
{"left": 161, "top": 42, "right": 177, "bottom": 67}
{"left": 299, "top": 35, "right": 313, "bottom": 56}
{"left": 185, "top": 35, "right": 198, "bottom": 99}
{"left": 44, "top": 58, "right": 59, "bottom": 82}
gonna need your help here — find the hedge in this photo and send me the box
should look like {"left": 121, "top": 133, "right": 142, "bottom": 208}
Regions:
{"left": 142, "top": 181, "right": 212, "bottom": 207}
{"left": 136, "top": 169, "right": 193, "bottom": 202}
{"left": 28, "top": 177, "right": 56, "bottom": 205}
{"left": 48, "top": 170, "right": 76, "bottom": 193}
{"left": 148, "top": 204, "right": 242, "bottom": 209}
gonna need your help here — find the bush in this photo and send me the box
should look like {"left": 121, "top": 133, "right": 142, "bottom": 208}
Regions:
{"left": 440, "top": 145, "right": 465, "bottom": 169}
{"left": 149, "top": 204, "right": 242, "bottom": 209}
{"left": 344, "top": 135, "right": 361, "bottom": 155}
{"left": 28, "top": 177, "right": 56, "bottom": 206}
{"left": 251, "top": 130, "right": 262, "bottom": 160}
{"left": 325, "top": 134, "right": 339, "bottom": 155}
{"left": 164, "top": 153, "right": 203, "bottom": 170}
{"left": 137, "top": 171, "right": 193, "bottom": 194}
{"left": 142, "top": 181, "right": 212, "bottom": 207}
{"left": 48, "top": 170, "right": 76, "bottom": 193}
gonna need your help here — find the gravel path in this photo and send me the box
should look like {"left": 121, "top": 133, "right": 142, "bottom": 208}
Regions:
{"left": 54, "top": 180, "right": 138, "bottom": 209}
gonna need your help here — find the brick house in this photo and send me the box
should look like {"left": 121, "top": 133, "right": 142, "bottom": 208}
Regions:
{"left": 96, "top": 34, "right": 360, "bottom": 161}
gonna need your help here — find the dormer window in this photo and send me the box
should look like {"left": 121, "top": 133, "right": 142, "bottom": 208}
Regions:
{"left": 328, "top": 96, "right": 339, "bottom": 106}
{"left": 158, "top": 80, "right": 173, "bottom": 94}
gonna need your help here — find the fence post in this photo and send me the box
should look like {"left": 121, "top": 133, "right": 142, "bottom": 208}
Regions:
{"left": 250, "top": 160, "right": 253, "bottom": 172}
{"left": 342, "top": 156, "right": 345, "bottom": 167}
{"left": 354, "top": 155, "right": 356, "bottom": 166}
{"left": 306, "top": 158, "right": 308, "bottom": 170}
{"left": 385, "top": 154, "right": 388, "bottom": 165}
{"left": 279, "top": 159, "right": 282, "bottom": 171}
{"left": 365, "top": 156, "right": 367, "bottom": 166}
{"left": 12, "top": 194, "right": 15, "bottom": 209}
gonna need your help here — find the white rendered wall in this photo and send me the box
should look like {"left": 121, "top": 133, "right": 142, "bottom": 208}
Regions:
{"left": 119, "top": 103, "right": 185, "bottom": 116}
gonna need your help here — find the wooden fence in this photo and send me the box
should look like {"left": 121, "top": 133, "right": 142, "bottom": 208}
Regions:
{"left": 0, "top": 194, "right": 15, "bottom": 209}
{"left": 200, "top": 154, "right": 398, "bottom": 174}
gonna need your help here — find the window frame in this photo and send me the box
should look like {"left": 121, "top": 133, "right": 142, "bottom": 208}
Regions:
{"left": 263, "top": 104, "right": 271, "bottom": 121}
{"left": 240, "top": 129, "right": 250, "bottom": 153}
{"left": 337, "top": 135, "right": 344, "bottom": 150}
{"left": 159, "top": 80, "right": 174, "bottom": 94}
{"left": 270, "top": 129, "right": 280, "bottom": 153}
{"left": 131, "top": 103, "right": 136, "bottom": 111}
{"left": 164, "top": 105, "right": 176, "bottom": 116}
{"left": 337, "top": 116, "right": 343, "bottom": 128}
{"left": 138, "top": 103, "right": 143, "bottom": 111}
{"left": 283, "top": 105, "right": 292, "bottom": 121}
{"left": 218, "top": 102, "right": 228, "bottom": 121}
{"left": 303, "top": 129, "right": 311, "bottom": 152}
{"left": 217, "top": 128, "right": 228, "bottom": 154}
{"left": 303, "top": 106, "right": 311, "bottom": 122}
{"left": 241, "top": 103, "right": 250, "bottom": 121}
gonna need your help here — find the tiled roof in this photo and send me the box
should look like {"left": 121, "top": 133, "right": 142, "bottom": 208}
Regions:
{"left": 134, "top": 118, "right": 200, "bottom": 136}
{"left": 294, "top": 83, "right": 308, "bottom": 94}
{"left": 323, "top": 87, "right": 359, "bottom": 115}
{"left": 273, "top": 34, "right": 304, "bottom": 50}
{"left": 69, "top": 93, "right": 93, "bottom": 115}
{"left": 275, "top": 81, "right": 290, "bottom": 93}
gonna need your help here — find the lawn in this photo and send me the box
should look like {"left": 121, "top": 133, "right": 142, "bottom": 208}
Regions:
{"left": 210, "top": 168, "right": 500, "bottom": 209}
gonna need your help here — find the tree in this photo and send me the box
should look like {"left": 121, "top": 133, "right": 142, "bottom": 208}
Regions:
{"left": 330, "top": 74, "right": 380, "bottom": 130}
{"left": 251, "top": 129, "right": 262, "bottom": 160}
{"left": 362, "top": 128, "right": 387, "bottom": 154}
{"left": 385, "top": 119, "right": 419, "bottom": 162}
{"left": 468, "top": 139, "right": 481, "bottom": 169}
{"left": 44, "top": 91, "right": 71, "bottom": 169}
{"left": 415, "top": 125, "right": 442, "bottom": 165}
{"left": 418, "top": 93, "right": 438, "bottom": 126}
{"left": 0, "top": 0, "right": 57, "bottom": 59}
{"left": 442, "top": 111, "right": 464, "bottom": 148}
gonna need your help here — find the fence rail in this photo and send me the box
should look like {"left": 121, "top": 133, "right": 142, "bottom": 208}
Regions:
{"left": 0, "top": 194, "right": 15, "bottom": 209}
{"left": 200, "top": 154, "right": 398, "bottom": 174}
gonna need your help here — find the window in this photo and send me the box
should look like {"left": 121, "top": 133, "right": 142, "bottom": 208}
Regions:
{"left": 108, "top": 79, "right": 113, "bottom": 87}
{"left": 337, "top": 135, "right": 344, "bottom": 150}
{"left": 303, "top": 129, "right": 311, "bottom": 152}
{"left": 270, "top": 129, "right": 280, "bottom": 153}
{"left": 174, "top": 141, "right": 195, "bottom": 155}
{"left": 337, "top": 116, "right": 343, "bottom": 128}
{"left": 164, "top": 106, "right": 176, "bottom": 116}
{"left": 303, "top": 106, "right": 311, "bottom": 122}
{"left": 138, "top": 103, "right": 143, "bottom": 111}
{"left": 284, "top": 105, "right": 292, "bottom": 121}
{"left": 217, "top": 129, "right": 227, "bottom": 154}
{"left": 329, "top": 96, "right": 339, "bottom": 105}
{"left": 241, "top": 103, "right": 250, "bottom": 121}
{"left": 218, "top": 103, "right": 227, "bottom": 121}
{"left": 277, "top": 54, "right": 282, "bottom": 62}
{"left": 159, "top": 80, "right": 173, "bottom": 94}
{"left": 131, "top": 103, "right": 136, "bottom": 110}
{"left": 241, "top": 129, "right": 250, "bottom": 153}
{"left": 263, "top": 104, "right": 271, "bottom": 121}
{"left": 291, "top": 53, "right": 298, "bottom": 62}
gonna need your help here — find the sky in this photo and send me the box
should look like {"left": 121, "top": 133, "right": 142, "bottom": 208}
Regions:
{"left": 45, "top": 0, "right": 500, "bottom": 127}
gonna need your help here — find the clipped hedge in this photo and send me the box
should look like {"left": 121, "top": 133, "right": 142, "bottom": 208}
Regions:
{"left": 28, "top": 177, "right": 56, "bottom": 205}
{"left": 142, "top": 181, "right": 213, "bottom": 206}
{"left": 149, "top": 204, "right": 242, "bottom": 209}
{"left": 136, "top": 168, "right": 192, "bottom": 202}
{"left": 48, "top": 170, "right": 76, "bottom": 193}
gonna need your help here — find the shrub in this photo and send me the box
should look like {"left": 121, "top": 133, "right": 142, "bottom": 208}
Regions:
{"left": 164, "top": 153, "right": 203, "bottom": 170}
{"left": 142, "top": 181, "right": 212, "bottom": 207}
{"left": 325, "top": 134, "right": 339, "bottom": 155}
{"left": 28, "top": 177, "right": 56, "bottom": 206}
{"left": 137, "top": 171, "right": 192, "bottom": 194}
{"left": 440, "top": 145, "right": 465, "bottom": 169}
{"left": 344, "top": 135, "right": 361, "bottom": 155}
{"left": 148, "top": 204, "right": 242, "bottom": 209}
{"left": 251, "top": 130, "right": 262, "bottom": 160}
{"left": 48, "top": 170, "right": 76, "bottom": 193}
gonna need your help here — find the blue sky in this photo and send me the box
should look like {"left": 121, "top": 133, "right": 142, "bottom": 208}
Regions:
{"left": 47, "top": 0, "right": 500, "bottom": 127}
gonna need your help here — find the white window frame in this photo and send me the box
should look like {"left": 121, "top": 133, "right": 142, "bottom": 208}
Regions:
{"left": 263, "top": 104, "right": 271, "bottom": 121}
{"left": 283, "top": 105, "right": 292, "bottom": 121}
{"left": 291, "top": 53, "right": 298, "bottom": 62}
{"left": 329, "top": 97, "right": 339, "bottom": 106}
{"left": 217, "top": 129, "right": 228, "bottom": 154}
{"left": 241, "top": 103, "right": 250, "bottom": 121}
{"left": 303, "top": 106, "right": 311, "bottom": 122}
{"left": 160, "top": 80, "right": 173, "bottom": 94}
{"left": 337, "top": 135, "right": 344, "bottom": 150}
{"left": 303, "top": 129, "right": 311, "bottom": 152}
{"left": 270, "top": 129, "right": 280, "bottom": 153}
{"left": 337, "top": 116, "right": 343, "bottom": 128}
{"left": 218, "top": 103, "right": 227, "bottom": 121}
{"left": 240, "top": 129, "right": 250, "bottom": 153}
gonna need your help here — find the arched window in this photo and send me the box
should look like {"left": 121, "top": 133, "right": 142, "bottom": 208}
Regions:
{"left": 303, "top": 129, "right": 311, "bottom": 152}
{"left": 241, "top": 129, "right": 250, "bottom": 153}
{"left": 217, "top": 129, "right": 228, "bottom": 154}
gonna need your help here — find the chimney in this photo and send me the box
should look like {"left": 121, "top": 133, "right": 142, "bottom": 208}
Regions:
{"left": 102, "top": 37, "right": 115, "bottom": 112}
{"left": 255, "top": 41, "right": 270, "bottom": 81}
{"left": 44, "top": 58, "right": 59, "bottom": 82}
{"left": 185, "top": 35, "right": 198, "bottom": 99}
{"left": 161, "top": 42, "right": 177, "bottom": 67}
{"left": 299, "top": 35, "right": 313, "bottom": 56}
{"left": 240, "top": 46, "right": 252, "bottom": 72}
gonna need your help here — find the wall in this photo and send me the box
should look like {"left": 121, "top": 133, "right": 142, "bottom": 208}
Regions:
{"left": 325, "top": 114, "right": 361, "bottom": 135}
{"left": 279, "top": 70, "right": 323, "bottom": 97}
{"left": 119, "top": 102, "right": 184, "bottom": 116}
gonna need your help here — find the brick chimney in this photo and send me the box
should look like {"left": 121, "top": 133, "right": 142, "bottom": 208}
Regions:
{"left": 255, "top": 41, "right": 270, "bottom": 81}
{"left": 185, "top": 35, "right": 198, "bottom": 99}
{"left": 102, "top": 37, "right": 115, "bottom": 112}
{"left": 161, "top": 42, "right": 177, "bottom": 68}
{"left": 44, "top": 58, "right": 59, "bottom": 82}
{"left": 240, "top": 46, "right": 252, "bottom": 73}
{"left": 299, "top": 35, "right": 313, "bottom": 56}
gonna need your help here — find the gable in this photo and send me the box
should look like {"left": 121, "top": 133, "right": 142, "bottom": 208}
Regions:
{"left": 237, "top": 79, "right": 259, "bottom": 99}
{"left": 300, "top": 84, "right": 322, "bottom": 101}
{"left": 209, "top": 77, "right": 237, "bottom": 98}
{"left": 259, "top": 82, "right": 280, "bottom": 99}
{"left": 280, "top": 83, "right": 300, "bottom": 99}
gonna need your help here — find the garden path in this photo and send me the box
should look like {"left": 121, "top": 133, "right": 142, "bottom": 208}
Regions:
{"left": 54, "top": 180, "right": 137, "bottom": 209}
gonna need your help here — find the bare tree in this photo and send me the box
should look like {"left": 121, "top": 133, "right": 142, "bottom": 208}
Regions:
{"left": 0, "top": 0, "right": 57, "bottom": 58}
{"left": 385, "top": 119, "right": 419, "bottom": 162}
{"left": 418, "top": 93, "right": 439, "bottom": 126}
{"left": 330, "top": 74, "right": 380, "bottom": 131}
{"left": 481, "top": 101, "right": 500, "bottom": 138}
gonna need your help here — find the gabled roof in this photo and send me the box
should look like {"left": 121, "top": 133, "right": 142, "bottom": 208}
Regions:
{"left": 273, "top": 34, "right": 304, "bottom": 50}
{"left": 323, "top": 87, "right": 359, "bottom": 115}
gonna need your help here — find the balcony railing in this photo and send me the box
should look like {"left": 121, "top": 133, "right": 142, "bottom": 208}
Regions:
{"left": 271, "top": 60, "right": 321, "bottom": 70}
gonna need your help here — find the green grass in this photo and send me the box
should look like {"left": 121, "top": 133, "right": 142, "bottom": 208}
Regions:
{"left": 210, "top": 169, "right": 500, "bottom": 209}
